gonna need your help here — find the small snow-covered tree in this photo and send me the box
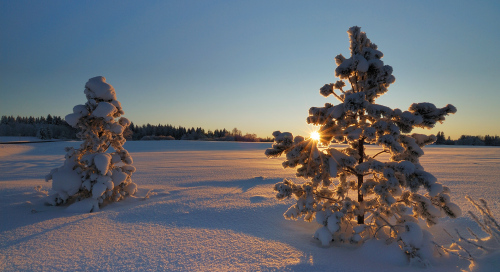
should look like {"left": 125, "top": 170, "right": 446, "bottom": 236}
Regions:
{"left": 266, "top": 27, "right": 461, "bottom": 266}
{"left": 45, "top": 76, "right": 137, "bottom": 212}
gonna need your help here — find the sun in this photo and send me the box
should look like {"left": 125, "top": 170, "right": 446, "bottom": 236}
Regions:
{"left": 310, "top": 131, "right": 321, "bottom": 141}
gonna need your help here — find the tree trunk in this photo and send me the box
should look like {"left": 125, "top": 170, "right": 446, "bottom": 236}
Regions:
{"left": 357, "top": 138, "right": 364, "bottom": 224}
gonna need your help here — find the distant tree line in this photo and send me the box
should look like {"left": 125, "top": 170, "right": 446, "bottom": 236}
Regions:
{"left": 0, "top": 115, "right": 272, "bottom": 142}
{"left": 129, "top": 124, "right": 272, "bottom": 142}
{"left": 0, "top": 115, "right": 77, "bottom": 140}
{"left": 3, "top": 116, "right": 496, "bottom": 145}
{"left": 435, "top": 131, "right": 500, "bottom": 146}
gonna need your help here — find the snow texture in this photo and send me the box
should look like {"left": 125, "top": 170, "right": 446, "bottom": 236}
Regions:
{"left": 0, "top": 140, "right": 499, "bottom": 271}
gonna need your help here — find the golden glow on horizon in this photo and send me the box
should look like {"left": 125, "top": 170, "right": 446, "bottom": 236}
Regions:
{"left": 310, "top": 131, "right": 320, "bottom": 141}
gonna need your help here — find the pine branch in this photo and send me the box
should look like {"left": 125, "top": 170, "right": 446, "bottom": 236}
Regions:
{"left": 345, "top": 166, "right": 358, "bottom": 175}
{"left": 312, "top": 191, "right": 339, "bottom": 202}
{"left": 371, "top": 149, "right": 389, "bottom": 159}
{"left": 332, "top": 90, "right": 344, "bottom": 102}
{"left": 373, "top": 214, "right": 399, "bottom": 236}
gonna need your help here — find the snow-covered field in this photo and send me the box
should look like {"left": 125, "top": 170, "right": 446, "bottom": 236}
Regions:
{"left": 1, "top": 138, "right": 499, "bottom": 271}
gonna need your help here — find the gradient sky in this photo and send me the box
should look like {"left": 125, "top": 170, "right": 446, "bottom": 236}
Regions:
{"left": 1, "top": 0, "right": 499, "bottom": 139}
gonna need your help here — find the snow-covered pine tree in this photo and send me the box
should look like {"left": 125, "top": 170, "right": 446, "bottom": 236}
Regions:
{"left": 45, "top": 76, "right": 137, "bottom": 212}
{"left": 266, "top": 26, "right": 461, "bottom": 266}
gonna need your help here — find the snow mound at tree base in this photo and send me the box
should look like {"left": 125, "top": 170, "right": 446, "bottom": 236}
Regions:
{"left": 65, "top": 198, "right": 100, "bottom": 213}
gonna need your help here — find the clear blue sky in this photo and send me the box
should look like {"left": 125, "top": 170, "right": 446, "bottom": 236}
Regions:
{"left": 1, "top": 0, "right": 499, "bottom": 139}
